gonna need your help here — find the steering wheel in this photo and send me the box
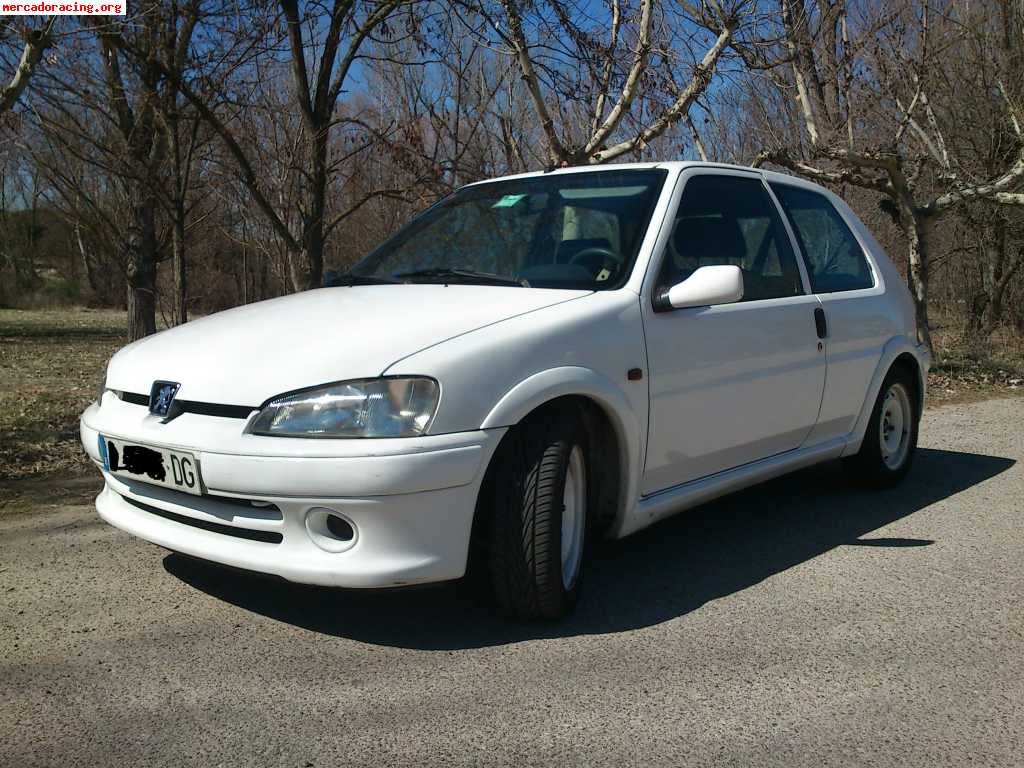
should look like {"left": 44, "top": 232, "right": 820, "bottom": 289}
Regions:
{"left": 568, "top": 246, "right": 623, "bottom": 282}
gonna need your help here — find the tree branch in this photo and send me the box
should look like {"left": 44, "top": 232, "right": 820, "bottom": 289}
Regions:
{"left": 780, "top": 0, "right": 820, "bottom": 147}
{"left": 500, "top": 0, "right": 570, "bottom": 165}
{"left": 590, "top": 0, "right": 621, "bottom": 137}
{"left": 144, "top": 55, "right": 300, "bottom": 251}
{"left": 327, "top": 0, "right": 404, "bottom": 110}
{"left": 0, "top": 17, "right": 55, "bottom": 114}
{"left": 685, "top": 113, "right": 708, "bottom": 161}
{"left": 279, "top": 0, "right": 317, "bottom": 125}
{"left": 593, "top": 24, "right": 733, "bottom": 163}
{"left": 583, "top": 0, "right": 652, "bottom": 157}
{"left": 752, "top": 148, "right": 894, "bottom": 195}
{"left": 925, "top": 151, "right": 1024, "bottom": 214}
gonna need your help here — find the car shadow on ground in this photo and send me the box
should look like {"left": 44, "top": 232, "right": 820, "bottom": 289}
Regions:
{"left": 164, "top": 447, "right": 1014, "bottom": 650}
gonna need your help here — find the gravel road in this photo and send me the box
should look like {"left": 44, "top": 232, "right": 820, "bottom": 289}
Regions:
{"left": 2, "top": 397, "right": 1023, "bottom": 767}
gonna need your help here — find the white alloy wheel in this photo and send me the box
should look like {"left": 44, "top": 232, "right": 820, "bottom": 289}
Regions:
{"left": 879, "top": 382, "right": 912, "bottom": 470}
{"left": 561, "top": 445, "right": 587, "bottom": 589}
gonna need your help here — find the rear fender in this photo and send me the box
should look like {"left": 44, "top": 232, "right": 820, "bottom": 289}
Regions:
{"left": 842, "top": 335, "right": 931, "bottom": 456}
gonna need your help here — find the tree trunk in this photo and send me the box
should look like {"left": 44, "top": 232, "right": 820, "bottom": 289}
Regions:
{"left": 258, "top": 248, "right": 268, "bottom": 301}
{"left": 287, "top": 225, "right": 325, "bottom": 292}
{"left": 75, "top": 221, "right": 102, "bottom": 297}
{"left": 289, "top": 122, "right": 329, "bottom": 292}
{"left": 980, "top": 220, "right": 1022, "bottom": 337}
{"left": 126, "top": 192, "right": 158, "bottom": 341}
{"left": 903, "top": 207, "right": 935, "bottom": 356}
{"left": 967, "top": 292, "right": 989, "bottom": 334}
{"left": 288, "top": 227, "right": 323, "bottom": 292}
{"left": 171, "top": 204, "right": 187, "bottom": 325}
{"left": 168, "top": 109, "right": 188, "bottom": 325}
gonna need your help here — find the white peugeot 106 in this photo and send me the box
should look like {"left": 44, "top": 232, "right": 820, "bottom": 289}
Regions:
{"left": 81, "top": 162, "right": 930, "bottom": 619}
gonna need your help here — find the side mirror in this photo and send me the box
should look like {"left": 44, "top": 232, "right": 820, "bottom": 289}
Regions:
{"left": 654, "top": 264, "right": 744, "bottom": 312}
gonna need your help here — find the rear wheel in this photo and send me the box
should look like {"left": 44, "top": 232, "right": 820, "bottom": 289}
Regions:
{"left": 485, "top": 410, "right": 589, "bottom": 620}
{"left": 844, "top": 365, "right": 919, "bottom": 488}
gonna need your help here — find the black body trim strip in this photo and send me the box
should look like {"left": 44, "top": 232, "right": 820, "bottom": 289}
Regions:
{"left": 117, "top": 391, "right": 255, "bottom": 419}
{"left": 122, "top": 496, "right": 283, "bottom": 544}
{"left": 119, "top": 391, "right": 149, "bottom": 406}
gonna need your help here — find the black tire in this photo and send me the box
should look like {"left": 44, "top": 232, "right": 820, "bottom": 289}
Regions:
{"left": 844, "top": 364, "right": 919, "bottom": 488}
{"left": 484, "top": 409, "right": 589, "bottom": 620}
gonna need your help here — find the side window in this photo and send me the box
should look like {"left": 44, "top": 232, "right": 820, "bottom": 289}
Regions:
{"left": 657, "top": 174, "right": 804, "bottom": 301}
{"left": 770, "top": 184, "right": 874, "bottom": 293}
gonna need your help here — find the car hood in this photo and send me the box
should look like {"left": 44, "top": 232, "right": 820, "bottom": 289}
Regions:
{"left": 106, "top": 284, "right": 589, "bottom": 405}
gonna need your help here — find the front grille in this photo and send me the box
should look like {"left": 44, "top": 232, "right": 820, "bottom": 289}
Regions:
{"left": 118, "top": 391, "right": 150, "bottom": 407}
{"left": 116, "top": 390, "right": 256, "bottom": 420}
{"left": 123, "top": 496, "right": 283, "bottom": 544}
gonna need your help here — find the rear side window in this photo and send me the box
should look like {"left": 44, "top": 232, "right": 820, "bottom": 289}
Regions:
{"left": 770, "top": 184, "right": 874, "bottom": 293}
{"left": 658, "top": 174, "right": 804, "bottom": 301}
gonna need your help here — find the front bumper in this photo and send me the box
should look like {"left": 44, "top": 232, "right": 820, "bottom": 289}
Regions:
{"left": 80, "top": 399, "right": 504, "bottom": 588}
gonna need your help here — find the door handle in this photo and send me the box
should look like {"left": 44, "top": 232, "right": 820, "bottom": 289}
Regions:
{"left": 814, "top": 307, "right": 828, "bottom": 339}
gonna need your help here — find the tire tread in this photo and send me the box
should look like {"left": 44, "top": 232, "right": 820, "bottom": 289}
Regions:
{"left": 487, "top": 410, "right": 585, "bottom": 619}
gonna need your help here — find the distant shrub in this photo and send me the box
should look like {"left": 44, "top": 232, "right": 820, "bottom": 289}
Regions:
{"left": 0, "top": 277, "right": 83, "bottom": 310}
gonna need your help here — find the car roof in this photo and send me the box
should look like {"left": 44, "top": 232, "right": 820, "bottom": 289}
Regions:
{"left": 463, "top": 160, "right": 830, "bottom": 196}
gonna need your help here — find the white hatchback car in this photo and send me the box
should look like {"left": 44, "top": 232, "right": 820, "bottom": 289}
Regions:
{"left": 81, "top": 161, "right": 930, "bottom": 619}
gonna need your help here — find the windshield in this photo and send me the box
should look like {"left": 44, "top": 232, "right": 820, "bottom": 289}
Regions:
{"left": 347, "top": 169, "right": 668, "bottom": 290}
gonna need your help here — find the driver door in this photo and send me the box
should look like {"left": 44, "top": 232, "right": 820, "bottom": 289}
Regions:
{"left": 640, "top": 170, "right": 827, "bottom": 495}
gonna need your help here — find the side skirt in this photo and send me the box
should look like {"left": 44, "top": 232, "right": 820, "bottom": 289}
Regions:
{"left": 614, "top": 436, "right": 848, "bottom": 538}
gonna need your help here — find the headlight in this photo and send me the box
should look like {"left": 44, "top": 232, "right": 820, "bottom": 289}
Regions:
{"left": 247, "top": 377, "right": 439, "bottom": 438}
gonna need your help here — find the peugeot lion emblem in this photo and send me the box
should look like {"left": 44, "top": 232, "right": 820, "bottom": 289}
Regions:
{"left": 149, "top": 381, "right": 181, "bottom": 418}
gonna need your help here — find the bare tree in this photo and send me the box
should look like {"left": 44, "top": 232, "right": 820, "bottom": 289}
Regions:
{"left": 364, "top": 21, "right": 527, "bottom": 191}
{"left": 160, "top": 0, "right": 204, "bottom": 325}
{"left": 454, "top": 0, "right": 739, "bottom": 168}
{"left": 745, "top": 0, "right": 1024, "bottom": 352}
{"left": 21, "top": 5, "right": 205, "bottom": 339}
{"left": 108, "top": 0, "right": 419, "bottom": 292}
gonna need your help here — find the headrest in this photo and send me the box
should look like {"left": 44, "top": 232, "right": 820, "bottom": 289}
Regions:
{"left": 673, "top": 215, "right": 746, "bottom": 266}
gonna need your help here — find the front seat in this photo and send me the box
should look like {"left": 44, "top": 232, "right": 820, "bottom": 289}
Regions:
{"left": 668, "top": 214, "right": 747, "bottom": 285}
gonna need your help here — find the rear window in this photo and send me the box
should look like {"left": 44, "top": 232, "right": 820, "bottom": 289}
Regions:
{"left": 770, "top": 184, "right": 875, "bottom": 293}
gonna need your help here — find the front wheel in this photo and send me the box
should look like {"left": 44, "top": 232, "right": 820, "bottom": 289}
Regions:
{"left": 485, "top": 411, "right": 589, "bottom": 620}
{"left": 844, "top": 365, "right": 919, "bottom": 488}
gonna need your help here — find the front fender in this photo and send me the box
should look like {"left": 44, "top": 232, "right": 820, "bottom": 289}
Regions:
{"left": 481, "top": 366, "right": 643, "bottom": 535}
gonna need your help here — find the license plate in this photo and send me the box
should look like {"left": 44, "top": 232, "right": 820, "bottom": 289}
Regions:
{"left": 99, "top": 435, "right": 203, "bottom": 495}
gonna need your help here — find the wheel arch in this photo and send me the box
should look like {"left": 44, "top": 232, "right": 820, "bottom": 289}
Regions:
{"left": 479, "top": 367, "right": 642, "bottom": 535}
{"left": 842, "top": 337, "right": 929, "bottom": 457}
{"left": 891, "top": 351, "right": 924, "bottom": 414}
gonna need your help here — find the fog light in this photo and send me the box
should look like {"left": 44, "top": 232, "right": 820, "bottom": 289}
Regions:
{"left": 305, "top": 507, "right": 358, "bottom": 553}
{"left": 325, "top": 514, "right": 354, "bottom": 541}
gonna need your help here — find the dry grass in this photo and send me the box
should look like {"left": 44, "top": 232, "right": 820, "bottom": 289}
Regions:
{"left": 0, "top": 307, "right": 1021, "bottom": 495}
{"left": 927, "top": 322, "right": 1024, "bottom": 405}
{"left": 0, "top": 309, "right": 126, "bottom": 486}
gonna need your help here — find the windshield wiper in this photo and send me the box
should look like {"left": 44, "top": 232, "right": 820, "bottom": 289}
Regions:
{"left": 394, "top": 268, "right": 529, "bottom": 287}
{"left": 328, "top": 273, "right": 398, "bottom": 286}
